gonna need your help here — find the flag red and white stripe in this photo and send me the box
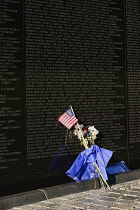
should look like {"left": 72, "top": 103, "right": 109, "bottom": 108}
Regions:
{"left": 58, "top": 108, "right": 78, "bottom": 129}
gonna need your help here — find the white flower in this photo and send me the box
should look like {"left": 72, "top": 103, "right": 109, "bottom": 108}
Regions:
{"left": 88, "top": 126, "right": 95, "bottom": 131}
{"left": 74, "top": 124, "right": 84, "bottom": 140}
{"left": 88, "top": 126, "right": 99, "bottom": 136}
{"left": 77, "top": 130, "right": 84, "bottom": 139}
{"left": 73, "top": 123, "right": 99, "bottom": 147}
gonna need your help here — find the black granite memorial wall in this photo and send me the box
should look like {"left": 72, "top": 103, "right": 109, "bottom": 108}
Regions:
{"left": 0, "top": 0, "right": 140, "bottom": 196}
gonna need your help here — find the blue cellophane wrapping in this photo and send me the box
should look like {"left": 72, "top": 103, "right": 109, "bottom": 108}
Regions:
{"left": 66, "top": 145, "right": 113, "bottom": 181}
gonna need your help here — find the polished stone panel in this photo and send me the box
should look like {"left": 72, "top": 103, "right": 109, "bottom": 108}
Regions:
{"left": 0, "top": 0, "right": 139, "bottom": 196}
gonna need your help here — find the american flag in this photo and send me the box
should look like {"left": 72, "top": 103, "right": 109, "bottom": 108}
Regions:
{"left": 58, "top": 108, "right": 78, "bottom": 129}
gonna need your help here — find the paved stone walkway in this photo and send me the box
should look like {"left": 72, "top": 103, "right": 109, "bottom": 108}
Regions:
{"left": 11, "top": 179, "right": 140, "bottom": 210}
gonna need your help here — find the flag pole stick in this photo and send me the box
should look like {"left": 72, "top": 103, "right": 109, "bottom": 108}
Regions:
{"left": 69, "top": 105, "right": 75, "bottom": 115}
{"left": 69, "top": 105, "right": 80, "bottom": 131}
{"left": 65, "top": 128, "right": 69, "bottom": 146}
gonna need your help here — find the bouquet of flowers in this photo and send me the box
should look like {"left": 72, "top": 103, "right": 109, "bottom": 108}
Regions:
{"left": 73, "top": 123, "right": 99, "bottom": 149}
